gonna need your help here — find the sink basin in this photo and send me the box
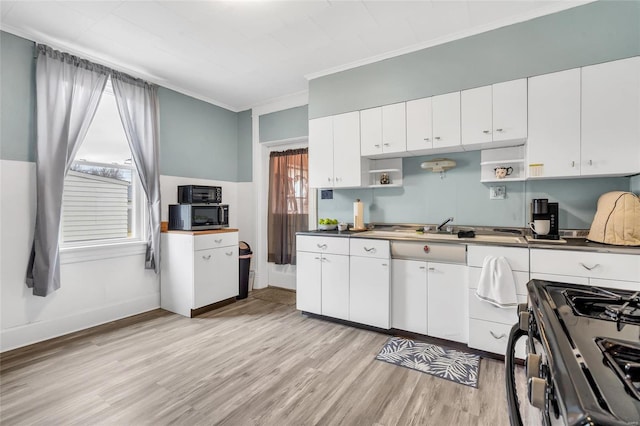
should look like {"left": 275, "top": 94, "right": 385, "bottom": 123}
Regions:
{"left": 356, "top": 230, "right": 525, "bottom": 244}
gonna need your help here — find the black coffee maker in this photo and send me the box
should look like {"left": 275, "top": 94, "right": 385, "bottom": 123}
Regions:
{"left": 531, "top": 199, "right": 560, "bottom": 240}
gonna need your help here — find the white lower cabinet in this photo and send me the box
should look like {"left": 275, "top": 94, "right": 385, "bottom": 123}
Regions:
{"left": 467, "top": 245, "right": 529, "bottom": 358}
{"left": 391, "top": 259, "right": 428, "bottom": 335}
{"left": 296, "top": 236, "right": 350, "bottom": 318}
{"left": 391, "top": 259, "right": 467, "bottom": 341}
{"left": 161, "top": 231, "right": 239, "bottom": 317}
{"left": 349, "top": 239, "right": 390, "bottom": 329}
{"left": 427, "top": 262, "right": 467, "bottom": 343}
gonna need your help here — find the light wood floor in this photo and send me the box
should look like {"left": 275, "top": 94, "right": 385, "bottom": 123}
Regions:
{"left": 1, "top": 290, "right": 534, "bottom": 425}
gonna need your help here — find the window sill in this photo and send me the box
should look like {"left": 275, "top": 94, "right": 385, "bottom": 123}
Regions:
{"left": 60, "top": 240, "right": 148, "bottom": 265}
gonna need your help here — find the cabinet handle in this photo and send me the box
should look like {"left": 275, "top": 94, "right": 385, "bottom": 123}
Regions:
{"left": 419, "top": 266, "right": 426, "bottom": 270}
{"left": 495, "top": 128, "right": 504, "bottom": 132}
{"left": 490, "top": 331, "right": 506, "bottom": 340}
{"left": 579, "top": 262, "right": 600, "bottom": 271}
{"left": 434, "top": 136, "right": 441, "bottom": 141}
{"left": 225, "top": 251, "right": 233, "bottom": 256}
{"left": 482, "top": 130, "right": 491, "bottom": 134}
{"left": 314, "top": 257, "right": 321, "bottom": 260}
{"left": 428, "top": 267, "right": 435, "bottom": 271}
{"left": 383, "top": 143, "right": 391, "bottom": 147}
{"left": 321, "top": 257, "right": 328, "bottom": 262}
{"left": 588, "top": 159, "right": 593, "bottom": 166}
{"left": 317, "top": 243, "right": 327, "bottom": 249}
{"left": 202, "top": 254, "right": 212, "bottom": 260}
{"left": 423, "top": 137, "right": 430, "bottom": 141}
{"left": 363, "top": 247, "right": 376, "bottom": 253}
{"left": 382, "top": 263, "right": 388, "bottom": 267}
{"left": 215, "top": 239, "right": 222, "bottom": 243}
{"left": 327, "top": 177, "right": 331, "bottom": 182}
{"left": 374, "top": 144, "right": 380, "bottom": 148}
{"left": 571, "top": 161, "right": 575, "bottom": 167}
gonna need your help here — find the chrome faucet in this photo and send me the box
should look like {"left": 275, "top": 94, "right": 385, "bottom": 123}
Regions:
{"left": 436, "top": 217, "right": 454, "bottom": 232}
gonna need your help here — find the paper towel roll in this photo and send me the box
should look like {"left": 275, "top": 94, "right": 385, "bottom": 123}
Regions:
{"left": 353, "top": 199, "right": 364, "bottom": 230}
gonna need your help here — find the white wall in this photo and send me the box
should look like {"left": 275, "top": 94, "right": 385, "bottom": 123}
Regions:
{"left": 0, "top": 161, "right": 253, "bottom": 352}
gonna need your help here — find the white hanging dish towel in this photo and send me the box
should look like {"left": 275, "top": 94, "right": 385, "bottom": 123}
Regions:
{"left": 475, "top": 256, "right": 518, "bottom": 308}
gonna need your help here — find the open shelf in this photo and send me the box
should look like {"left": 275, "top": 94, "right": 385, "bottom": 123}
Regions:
{"left": 480, "top": 146, "right": 526, "bottom": 182}
{"left": 367, "top": 158, "right": 403, "bottom": 188}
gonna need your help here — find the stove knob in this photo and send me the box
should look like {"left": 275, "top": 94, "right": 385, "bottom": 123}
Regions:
{"left": 528, "top": 377, "right": 546, "bottom": 410}
{"left": 519, "top": 310, "right": 530, "bottom": 332}
{"left": 526, "top": 353, "right": 541, "bottom": 379}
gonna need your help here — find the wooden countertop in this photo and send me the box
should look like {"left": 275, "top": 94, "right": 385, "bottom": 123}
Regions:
{"left": 162, "top": 228, "right": 239, "bottom": 235}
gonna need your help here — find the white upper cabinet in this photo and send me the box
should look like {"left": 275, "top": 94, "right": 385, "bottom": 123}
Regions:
{"left": 308, "top": 115, "right": 334, "bottom": 188}
{"left": 361, "top": 103, "right": 406, "bottom": 157}
{"left": 309, "top": 111, "right": 363, "bottom": 188}
{"left": 527, "top": 68, "right": 582, "bottom": 178}
{"left": 432, "top": 92, "right": 462, "bottom": 150}
{"left": 333, "top": 112, "right": 363, "bottom": 187}
{"left": 462, "top": 79, "right": 527, "bottom": 150}
{"left": 406, "top": 97, "right": 433, "bottom": 151}
{"left": 581, "top": 56, "right": 640, "bottom": 176}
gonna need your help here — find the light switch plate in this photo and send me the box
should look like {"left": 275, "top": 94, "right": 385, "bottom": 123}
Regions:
{"left": 490, "top": 186, "right": 506, "bottom": 200}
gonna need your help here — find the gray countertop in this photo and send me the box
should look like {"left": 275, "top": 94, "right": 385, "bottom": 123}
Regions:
{"left": 297, "top": 229, "right": 640, "bottom": 255}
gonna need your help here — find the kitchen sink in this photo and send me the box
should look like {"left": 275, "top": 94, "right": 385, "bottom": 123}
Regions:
{"left": 356, "top": 229, "right": 526, "bottom": 244}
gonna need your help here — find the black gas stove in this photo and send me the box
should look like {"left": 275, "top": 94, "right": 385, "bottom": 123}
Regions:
{"left": 506, "top": 280, "right": 640, "bottom": 426}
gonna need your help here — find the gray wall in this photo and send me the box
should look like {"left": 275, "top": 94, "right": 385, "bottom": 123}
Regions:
{"left": 237, "top": 109, "right": 252, "bottom": 182}
{"left": 0, "top": 31, "right": 252, "bottom": 183}
{"left": 632, "top": 175, "right": 640, "bottom": 194}
{"left": 318, "top": 151, "right": 631, "bottom": 229}
{"left": 309, "top": 1, "right": 640, "bottom": 118}
{"left": 1, "top": 32, "right": 36, "bottom": 162}
{"left": 259, "top": 105, "right": 308, "bottom": 142}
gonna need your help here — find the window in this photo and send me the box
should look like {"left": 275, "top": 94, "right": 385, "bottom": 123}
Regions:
{"left": 61, "top": 78, "right": 145, "bottom": 245}
{"left": 267, "top": 148, "right": 309, "bottom": 265}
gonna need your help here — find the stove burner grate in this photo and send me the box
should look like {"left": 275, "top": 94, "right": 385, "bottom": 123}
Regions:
{"left": 563, "top": 287, "right": 640, "bottom": 331}
{"left": 596, "top": 338, "right": 640, "bottom": 401}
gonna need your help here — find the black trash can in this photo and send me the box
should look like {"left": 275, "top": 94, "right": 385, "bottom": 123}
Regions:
{"left": 237, "top": 241, "right": 253, "bottom": 300}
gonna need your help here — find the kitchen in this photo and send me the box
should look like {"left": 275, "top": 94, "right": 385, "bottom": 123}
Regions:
{"left": 1, "top": 1, "right": 639, "bottom": 425}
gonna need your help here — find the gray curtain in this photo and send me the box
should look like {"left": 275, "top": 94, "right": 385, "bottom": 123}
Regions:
{"left": 111, "top": 73, "right": 161, "bottom": 272}
{"left": 26, "top": 45, "right": 109, "bottom": 296}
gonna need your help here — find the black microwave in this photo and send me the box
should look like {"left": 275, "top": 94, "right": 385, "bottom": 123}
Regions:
{"left": 178, "top": 185, "right": 222, "bottom": 204}
{"left": 168, "top": 204, "right": 229, "bottom": 231}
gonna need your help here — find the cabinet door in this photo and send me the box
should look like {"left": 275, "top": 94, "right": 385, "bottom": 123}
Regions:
{"left": 308, "top": 116, "right": 334, "bottom": 188}
{"left": 349, "top": 256, "right": 390, "bottom": 329}
{"left": 381, "top": 103, "right": 407, "bottom": 154}
{"left": 333, "top": 111, "right": 362, "bottom": 188}
{"left": 406, "top": 97, "right": 433, "bottom": 152}
{"left": 432, "top": 92, "right": 461, "bottom": 149}
{"left": 194, "top": 247, "right": 238, "bottom": 309}
{"left": 461, "top": 85, "right": 492, "bottom": 147}
{"left": 427, "top": 263, "right": 467, "bottom": 343}
{"left": 391, "top": 259, "right": 428, "bottom": 334}
{"left": 320, "top": 254, "right": 350, "bottom": 320}
{"left": 296, "top": 251, "right": 322, "bottom": 314}
{"left": 360, "top": 107, "right": 383, "bottom": 156}
{"left": 528, "top": 69, "right": 581, "bottom": 178}
{"left": 492, "top": 79, "right": 527, "bottom": 143}
{"left": 581, "top": 57, "right": 640, "bottom": 176}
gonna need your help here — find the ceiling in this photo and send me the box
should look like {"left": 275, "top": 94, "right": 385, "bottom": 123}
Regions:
{"left": 1, "top": 1, "right": 588, "bottom": 112}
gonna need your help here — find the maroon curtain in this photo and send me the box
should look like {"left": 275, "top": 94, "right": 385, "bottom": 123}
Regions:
{"left": 268, "top": 148, "right": 309, "bottom": 265}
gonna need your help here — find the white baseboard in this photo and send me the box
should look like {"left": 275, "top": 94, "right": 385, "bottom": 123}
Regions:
{"left": 0, "top": 293, "right": 160, "bottom": 353}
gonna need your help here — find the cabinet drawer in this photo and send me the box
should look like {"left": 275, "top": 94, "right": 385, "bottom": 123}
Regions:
{"left": 530, "top": 249, "right": 640, "bottom": 282}
{"left": 468, "top": 245, "right": 529, "bottom": 271}
{"left": 350, "top": 239, "right": 390, "bottom": 259}
{"left": 468, "top": 319, "right": 526, "bottom": 359}
{"left": 468, "top": 267, "right": 529, "bottom": 295}
{"left": 194, "top": 232, "right": 238, "bottom": 251}
{"left": 468, "top": 290, "right": 526, "bottom": 324}
{"left": 297, "top": 235, "right": 349, "bottom": 255}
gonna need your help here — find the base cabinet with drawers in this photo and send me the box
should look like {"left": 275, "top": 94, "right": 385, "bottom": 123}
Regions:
{"left": 530, "top": 249, "right": 640, "bottom": 290}
{"left": 467, "top": 245, "right": 529, "bottom": 358}
{"left": 161, "top": 231, "right": 239, "bottom": 317}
